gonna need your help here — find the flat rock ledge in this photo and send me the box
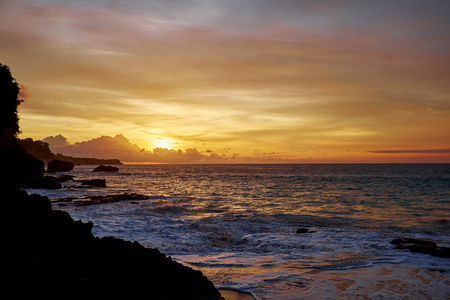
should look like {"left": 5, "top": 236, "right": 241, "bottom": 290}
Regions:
{"left": 2, "top": 188, "right": 224, "bottom": 299}
{"left": 391, "top": 238, "right": 450, "bottom": 258}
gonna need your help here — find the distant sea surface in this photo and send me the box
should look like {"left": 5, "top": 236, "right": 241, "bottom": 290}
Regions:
{"left": 29, "top": 164, "right": 450, "bottom": 299}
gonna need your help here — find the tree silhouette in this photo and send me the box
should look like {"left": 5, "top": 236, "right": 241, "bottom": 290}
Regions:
{"left": 0, "top": 63, "right": 44, "bottom": 188}
{"left": 0, "top": 63, "right": 23, "bottom": 148}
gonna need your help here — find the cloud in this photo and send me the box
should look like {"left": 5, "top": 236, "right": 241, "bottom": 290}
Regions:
{"left": 367, "top": 149, "right": 450, "bottom": 154}
{"left": 42, "top": 134, "right": 233, "bottom": 163}
{"left": 43, "top": 134, "right": 69, "bottom": 147}
{"left": 43, "top": 134, "right": 323, "bottom": 163}
{"left": 3, "top": 0, "right": 450, "bottom": 162}
{"left": 18, "top": 84, "right": 31, "bottom": 102}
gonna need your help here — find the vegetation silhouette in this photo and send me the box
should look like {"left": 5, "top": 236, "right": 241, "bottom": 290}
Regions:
{"left": 0, "top": 63, "right": 22, "bottom": 141}
{"left": 0, "top": 64, "right": 44, "bottom": 188}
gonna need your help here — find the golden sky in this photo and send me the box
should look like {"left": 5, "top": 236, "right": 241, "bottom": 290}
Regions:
{"left": 1, "top": 0, "right": 449, "bottom": 163}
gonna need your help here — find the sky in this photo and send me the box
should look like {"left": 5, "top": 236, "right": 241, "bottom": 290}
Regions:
{"left": 1, "top": 0, "right": 450, "bottom": 163}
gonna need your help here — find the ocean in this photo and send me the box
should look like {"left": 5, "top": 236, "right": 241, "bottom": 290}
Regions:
{"left": 28, "top": 164, "right": 450, "bottom": 299}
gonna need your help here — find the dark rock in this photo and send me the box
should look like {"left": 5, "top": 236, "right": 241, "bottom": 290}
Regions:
{"left": 32, "top": 176, "right": 62, "bottom": 189}
{"left": 1, "top": 145, "right": 45, "bottom": 189}
{"left": 390, "top": 238, "right": 437, "bottom": 247}
{"left": 47, "top": 159, "right": 75, "bottom": 173}
{"left": 296, "top": 228, "right": 309, "bottom": 234}
{"left": 2, "top": 189, "right": 224, "bottom": 299}
{"left": 81, "top": 179, "right": 106, "bottom": 187}
{"left": 57, "top": 174, "right": 75, "bottom": 182}
{"left": 390, "top": 238, "right": 450, "bottom": 258}
{"left": 93, "top": 164, "right": 119, "bottom": 172}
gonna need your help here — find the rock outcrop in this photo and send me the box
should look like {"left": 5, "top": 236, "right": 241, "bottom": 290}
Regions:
{"left": 93, "top": 164, "right": 119, "bottom": 172}
{"left": 47, "top": 159, "right": 75, "bottom": 173}
{"left": 2, "top": 189, "right": 223, "bottom": 299}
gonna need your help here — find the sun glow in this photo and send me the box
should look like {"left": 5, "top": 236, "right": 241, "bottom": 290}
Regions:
{"left": 155, "top": 139, "right": 171, "bottom": 149}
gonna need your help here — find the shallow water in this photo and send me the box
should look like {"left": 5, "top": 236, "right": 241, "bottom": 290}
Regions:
{"left": 28, "top": 164, "right": 450, "bottom": 299}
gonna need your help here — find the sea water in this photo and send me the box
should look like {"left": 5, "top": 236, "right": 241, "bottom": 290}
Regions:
{"left": 28, "top": 164, "right": 450, "bottom": 299}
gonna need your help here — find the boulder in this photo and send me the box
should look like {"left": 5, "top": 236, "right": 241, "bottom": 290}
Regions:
{"left": 47, "top": 159, "right": 75, "bottom": 173}
{"left": 93, "top": 165, "right": 119, "bottom": 172}
{"left": 296, "top": 228, "right": 309, "bottom": 234}
{"left": 81, "top": 179, "right": 106, "bottom": 188}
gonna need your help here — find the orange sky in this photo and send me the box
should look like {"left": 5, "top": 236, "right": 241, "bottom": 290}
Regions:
{"left": 1, "top": 0, "right": 449, "bottom": 163}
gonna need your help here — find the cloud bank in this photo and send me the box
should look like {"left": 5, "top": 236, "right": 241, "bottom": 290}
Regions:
{"left": 367, "top": 149, "right": 450, "bottom": 154}
{"left": 43, "top": 134, "right": 306, "bottom": 164}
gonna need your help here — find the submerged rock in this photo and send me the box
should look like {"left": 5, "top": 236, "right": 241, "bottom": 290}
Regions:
{"left": 47, "top": 159, "right": 75, "bottom": 173}
{"left": 93, "top": 164, "right": 119, "bottom": 172}
{"left": 390, "top": 238, "right": 450, "bottom": 258}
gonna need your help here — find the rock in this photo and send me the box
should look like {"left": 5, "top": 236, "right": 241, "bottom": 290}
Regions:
{"left": 2, "top": 189, "right": 224, "bottom": 299}
{"left": 81, "top": 179, "right": 106, "bottom": 187}
{"left": 296, "top": 228, "right": 309, "bottom": 234}
{"left": 1, "top": 145, "right": 45, "bottom": 189}
{"left": 35, "top": 176, "right": 62, "bottom": 189}
{"left": 390, "top": 238, "right": 436, "bottom": 247}
{"left": 57, "top": 175, "right": 75, "bottom": 182}
{"left": 47, "top": 159, "right": 75, "bottom": 173}
{"left": 93, "top": 164, "right": 119, "bottom": 172}
{"left": 390, "top": 238, "right": 450, "bottom": 258}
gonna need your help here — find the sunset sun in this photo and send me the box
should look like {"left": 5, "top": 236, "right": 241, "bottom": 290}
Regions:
{"left": 155, "top": 139, "right": 171, "bottom": 149}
